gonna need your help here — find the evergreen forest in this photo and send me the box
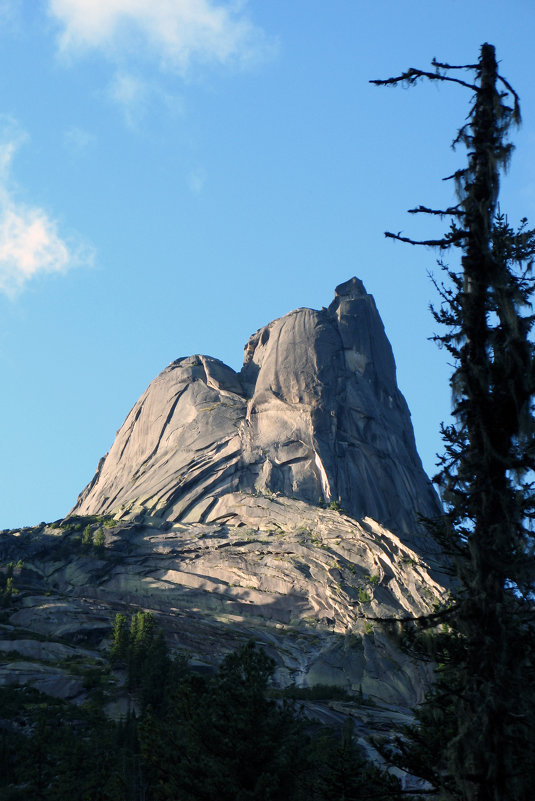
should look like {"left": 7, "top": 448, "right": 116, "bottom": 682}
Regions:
{"left": 0, "top": 612, "right": 403, "bottom": 801}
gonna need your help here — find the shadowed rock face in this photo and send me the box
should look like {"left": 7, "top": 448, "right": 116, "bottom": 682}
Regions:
{"left": 73, "top": 278, "right": 440, "bottom": 542}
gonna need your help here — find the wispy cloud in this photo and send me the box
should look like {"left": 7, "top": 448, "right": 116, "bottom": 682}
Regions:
{"left": 107, "top": 70, "right": 150, "bottom": 127}
{"left": 0, "top": 121, "right": 93, "bottom": 298}
{"left": 188, "top": 167, "right": 206, "bottom": 196}
{"left": 63, "top": 125, "right": 96, "bottom": 156}
{"left": 48, "top": 0, "right": 273, "bottom": 73}
{"left": 0, "top": 0, "right": 17, "bottom": 27}
{"left": 106, "top": 68, "right": 186, "bottom": 127}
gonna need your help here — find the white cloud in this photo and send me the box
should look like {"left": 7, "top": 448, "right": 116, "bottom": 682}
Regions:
{"left": 0, "top": 124, "right": 93, "bottom": 297}
{"left": 48, "top": 0, "right": 271, "bottom": 73}
{"left": 0, "top": 119, "right": 26, "bottom": 178}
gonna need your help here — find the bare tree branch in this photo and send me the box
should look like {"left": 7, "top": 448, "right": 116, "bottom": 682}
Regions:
{"left": 370, "top": 68, "right": 478, "bottom": 92}
{"left": 431, "top": 59, "right": 478, "bottom": 70}
{"left": 385, "top": 231, "right": 463, "bottom": 248}
{"left": 408, "top": 204, "right": 463, "bottom": 217}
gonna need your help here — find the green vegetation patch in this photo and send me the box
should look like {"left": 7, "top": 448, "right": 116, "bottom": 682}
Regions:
{"left": 358, "top": 588, "right": 372, "bottom": 604}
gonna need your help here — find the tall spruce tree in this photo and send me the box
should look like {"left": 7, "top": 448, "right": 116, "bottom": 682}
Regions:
{"left": 372, "top": 44, "right": 535, "bottom": 801}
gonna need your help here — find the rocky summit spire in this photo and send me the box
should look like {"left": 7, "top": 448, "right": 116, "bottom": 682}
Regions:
{"left": 73, "top": 279, "right": 440, "bottom": 543}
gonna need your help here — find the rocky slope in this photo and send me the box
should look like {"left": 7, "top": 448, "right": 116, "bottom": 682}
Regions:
{"left": 0, "top": 497, "right": 446, "bottom": 777}
{"left": 1, "top": 278, "right": 447, "bottom": 770}
{"left": 1, "top": 496, "right": 446, "bottom": 701}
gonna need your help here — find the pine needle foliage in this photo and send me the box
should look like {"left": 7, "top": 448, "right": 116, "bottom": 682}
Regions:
{"left": 373, "top": 43, "right": 535, "bottom": 801}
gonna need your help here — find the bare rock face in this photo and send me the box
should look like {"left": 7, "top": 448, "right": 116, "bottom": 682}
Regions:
{"left": 73, "top": 278, "right": 440, "bottom": 544}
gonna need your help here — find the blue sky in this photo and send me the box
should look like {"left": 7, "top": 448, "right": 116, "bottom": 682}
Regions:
{"left": 1, "top": 0, "right": 535, "bottom": 529}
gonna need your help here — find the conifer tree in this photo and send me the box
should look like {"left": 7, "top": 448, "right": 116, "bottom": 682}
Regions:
{"left": 110, "top": 612, "right": 129, "bottom": 664}
{"left": 82, "top": 524, "right": 94, "bottom": 549}
{"left": 373, "top": 43, "right": 535, "bottom": 801}
{"left": 94, "top": 527, "right": 106, "bottom": 551}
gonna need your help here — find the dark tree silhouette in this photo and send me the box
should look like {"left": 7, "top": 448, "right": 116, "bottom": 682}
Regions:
{"left": 373, "top": 43, "right": 535, "bottom": 801}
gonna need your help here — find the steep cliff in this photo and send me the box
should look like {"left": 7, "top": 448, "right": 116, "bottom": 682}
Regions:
{"left": 74, "top": 278, "right": 440, "bottom": 545}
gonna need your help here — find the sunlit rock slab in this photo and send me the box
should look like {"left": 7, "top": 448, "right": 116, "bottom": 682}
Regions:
{"left": 2, "top": 495, "right": 447, "bottom": 707}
